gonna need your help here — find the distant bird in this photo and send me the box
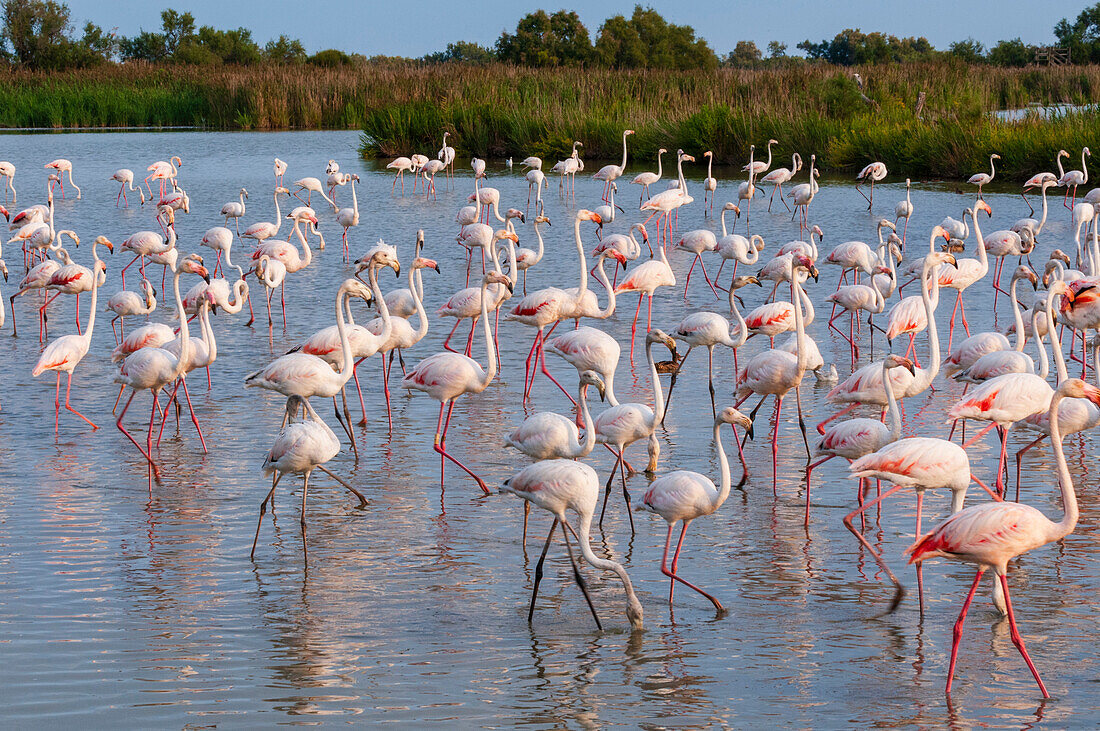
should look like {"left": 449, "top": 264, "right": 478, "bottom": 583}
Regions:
{"left": 967, "top": 153, "right": 1000, "bottom": 199}
{"left": 44, "top": 158, "right": 80, "bottom": 199}
{"left": 856, "top": 161, "right": 887, "bottom": 209}
{"left": 593, "top": 129, "right": 634, "bottom": 202}
{"left": 110, "top": 169, "right": 144, "bottom": 207}
{"left": 220, "top": 187, "right": 248, "bottom": 234}
{"left": 631, "top": 147, "right": 666, "bottom": 204}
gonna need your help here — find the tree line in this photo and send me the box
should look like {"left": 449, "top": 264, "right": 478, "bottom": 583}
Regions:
{"left": 4, "top": 0, "right": 1100, "bottom": 71}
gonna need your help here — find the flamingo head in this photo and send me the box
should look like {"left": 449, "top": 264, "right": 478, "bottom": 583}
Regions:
{"left": 878, "top": 218, "right": 896, "bottom": 230}
{"left": 792, "top": 253, "right": 818, "bottom": 281}
{"left": 172, "top": 156, "right": 182, "bottom": 167}
{"left": 1013, "top": 265, "right": 1039, "bottom": 289}
{"left": 0, "top": 259, "right": 7, "bottom": 281}
{"left": 991, "top": 153, "right": 1001, "bottom": 160}
{"left": 495, "top": 229, "right": 519, "bottom": 245}
{"left": 1060, "top": 378, "right": 1100, "bottom": 407}
{"left": 507, "top": 208, "right": 525, "bottom": 223}
{"left": 734, "top": 275, "right": 761, "bottom": 291}
{"left": 241, "top": 188, "right": 249, "bottom": 198}
{"left": 276, "top": 186, "right": 290, "bottom": 195}
{"left": 1051, "top": 249, "right": 1072, "bottom": 265}
{"left": 717, "top": 406, "right": 754, "bottom": 438}
{"left": 681, "top": 153, "right": 695, "bottom": 163}
{"left": 178, "top": 254, "right": 210, "bottom": 283}
{"left": 0, "top": 205, "right": 7, "bottom": 222}
{"left": 1087, "top": 147, "right": 1093, "bottom": 157}
{"left": 577, "top": 209, "right": 602, "bottom": 224}
{"left": 976, "top": 200, "right": 992, "bottom": 217}
{"left": 1049, "top": 279, "right": 1073, "bottom": 311}
{"left": 606, "top": 248, "right": 628, "bottom": 269}
{"left": 414, "top": 256, "right": 440, "bottom": 273}
{"left": 930, "top": 225, "right": 950, "bottom": 245}
{"left": 535, "top": 214, "right": 551, "bottom": 226}
{"left": 579, "top": 370, "right": 607, "bottom": 402}
{"left": 342, "top": 277, "right": 374, "bottom": 304}
{"left": 930, "top": 250, "right": 957, "bottom": 269}
{"left": 887, "top": 233, "right": 903, "bottom": 249}
{"left": 1059, "top": 149, "right": 1069, "bottom": 159}
{"left": 94, "top": 235, "right": 113, "bottom": 253}
{"left": 485, "top": 270, "right": 513, "bottom": 293}
{"left": 884, "top": 353, "right": 917, "bottom": 376}
{"left": 811, "top": 224, "right": 824, "bottom": 240}
{"left": 646, "top": 328, "right": 677, "bottom": 353}
{"left": 705, "top": 150, "right": 713, "bottom": 158}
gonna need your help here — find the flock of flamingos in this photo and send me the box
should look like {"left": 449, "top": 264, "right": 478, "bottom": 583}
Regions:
{"left": 2, "top": 133, "right": 1100, "bottom": 701}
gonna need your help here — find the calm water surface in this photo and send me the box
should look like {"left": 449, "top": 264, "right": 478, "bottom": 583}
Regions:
{"left": 0, "top": 130, "right": 1098, "bottom": 727}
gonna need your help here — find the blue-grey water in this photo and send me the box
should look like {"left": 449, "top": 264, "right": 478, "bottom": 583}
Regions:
{"left": 0, "top": 130, "right": 1097, "bottom": 727}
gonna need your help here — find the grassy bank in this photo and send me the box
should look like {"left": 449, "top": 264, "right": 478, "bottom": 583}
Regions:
{"left": 356, "top": 62, "right": 1100, "bottom": 180}
{"left": 3, "top": 62, "right": 1100, "bottom": 180}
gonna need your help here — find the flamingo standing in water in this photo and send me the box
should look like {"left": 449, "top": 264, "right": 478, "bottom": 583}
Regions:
{"left": 250, "top": 395, "right": 368, "bottom": 563}
{"left": 787, "top": 155, "right": 819, "bottom": 233}
{"left": 594, "top": 329, "right": 677, "bottom": 534}
{"left": 44, "top": 159, "right": 80, "bottom": 199}
{"left": 402, "top": 271, "right": 513, "bottom": 496}
{"left": 615, "top": 228, "right": 676, "bottom": 361}
{"left": 936, "top": 201, "right": 992, "bottom": 351}
{"left": 501, "top": 459, "right": 644, "bottom": 631}
{"left": 144, "top": 156, "right": 180, "bottom": 199}
{"left": 910, "top": 378, "right": 1100, "bottom": 698}
{"left": 335, "top": 174, "right": 360, "bottom": 261}
{"left": 33, "top": 259, "right": 107, "bottom": 434}
{"left": 105, "top": 278, "right": 156, "bottom": 343}
{"left": 735, "top": 254, "right": 818, "bottom": 491}
{"left": 292, "top": 176, "right": 335, "bottom": 211}
{"left": 894, "top": 178, "right": 914, "bottom": 241}
{"left": 273, "top": 158, "right": 287, "bottom": 187}
{"left": 642, "top": 406, "right": 753, "bottom": 611}
{"left": 702, "top": 150, "right": 718, "bottom": 215}
{"left": 221, "top": 187, "right": 248, "bottom": 235}
{"left": 111, "top": 169, "right": 144, "bottom": 207}
{"left": 631, "top": 148, "right": 665, "bottom": 204}
{"left": 1057, "top": 147, "right": 1090, "bottom": 209}
{"left": 0, "top": 161, "right": 14, "bottom": 203}
{"left": 856, "top": 161, "right": 887, "bottom": 209}
{"left": 967, "top": 153, "right": 1000, "bottom": 199}
{"left": 114, "top": 255, "right": 209, "bottom": 481}
{"left": 241, "top": 187, "right": 288, "bottom": 246}
{"left": 593, "top": 129, "right": 633, "bottom": 203}
{"left": 762, "top": 151, "right": 801, "bottom": 212}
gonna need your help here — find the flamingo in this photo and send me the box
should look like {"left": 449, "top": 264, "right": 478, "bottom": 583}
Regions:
{"left": 367, "top": 254, "right": 439, "bottom": 429}
{"left": 292, "top": 177, "right": 335, "bottom": 211}
{"left": 515, "top": 214, "right": 549, "bottom": 294}
{"left": 111, "top": 169, "right": 144, "bottom": 207}
{"left": 735, "top": 254, "right": 818, "bottom": 491}
{"left": 220, "top": 187, "right": 248, "bottom": 235}
{"left": 197, "top": 226, "right": 234, "bottom": 279}
{"left": 335, "top": 174, "right": 360, "bottom": 261}
{"left": 855, "top": 161, "right": 887, "bottom": 209}
{"left": 114, "top": 255, "right": 209, "bottom": 481}
{"left": 675, "top": 225, "right": 721, "bottom": 298}
{"left": 615, "top": 227, "right": 676, "bottom": 361}
{"left": 0, "top": 161, "right": 14, "bottom": 203}
{"left": 951, "top": 266, "right": 1040, "bottom": 385}
{"left": 157, "top": 291, "right": 218, "bottom": 449}
{"left": 642, "top": 407, "right": 753, "bottom": 610}
{"left": 806, "top": 354, "right": 914, "bottom": 527}
{"left": 762, "top": 151, "right": 800, "bottom": 212}
{"left": 401, "top": 271, "right": 513, "bottom": 495}
{"left": 251, "top": 254, "right": 287, "bottom": 327}
{"left": 936, "top": 201, "right": 992, "bottom": 351}
{"left": 744, "top": 138, "right": 777, "bottom": 178}
{"left": 501, "top": 459, "right": 644, "bottom": 631}
{"left": 383, "top": 230, "right": 428, "bottom": 319}
{"left": 505, "top": 370, "right": 605, "bottom": 461}
{"left": 420, "top": 160, "right": 446, "bottom": 199}
{"left": 523, "top": 157, "right": 548, "bottom": 215}
{"left": 715, "top": 207, "right": 764, "bottom": 285}
{"left": 592, "top": 182, "right": 622, "bottom": 238}
{"left": 825, "top": 262, "right": 890, "bottom": 362}
{"left": 1013, "top": 173, "right": 1057, "bottom": 242}
{"left": 250, "top": 395, "right": 368, "bottom": 563}
{"left": 32, "top": 259, "right": 107, "bottom": 434}
{"left": 640, "top": 150, "right": 692, "bottom": 246}
{"left": 594, "top": 329, "right": 677, "bottom": 533}
{"left": 787, "top": 155, "right": 819, "bottom": 233}
{"left": 245, "top": 276, "right": 377, "bottom": 450}
{"left": 909, "top": 378, "right": 1100, "bottom": 698}
{"left": 250, "top": 208, "right": 318, "bottom": 311}
{"left": 666, "top": 275, "right": 757, "bottom": 417}
{"left": 894, "top": 177, "right": 914, "bottom": 241}
{"left": 144, "top": 156, "right": 180, "bottom": 199}
{"left": 241, "top": 187, "right": 288, "bottom": 245}
{"left": 387, "top": 156, "right": 414, "bottom": 193}
{"left": 273, "top": 157, "right": 287, "bottom": 187}
{"left": 593, "top": 129, "right": 633, "bottom": 202}
{"left": 119, "top": 206, "right": 175, "bottom": 288}
{"left": 702, "top": 150, "right": 718, "bottom": 215}
{"left": 743, "top": 275, "right": 815, "bottom": 346}
{"left": 631, "top": 148, "right": 665, "bottom": 204}
{"left": 44, "top": 158, "right": 80, "bottom": 199}
{"left": 471, "top": 157, "right": 486, "bottom": 180}
{"left": 1057, "top": 147, "right": 1090, "bottom": 209}
{"left": 967, "top": 153, "right": 1000, "bottom": 199}
{"left": 410, "top": 154, "right": 429, "bottom": 191}
{"left": 105, "top": 278, "right": 156, "bottom": 343}
{"left": 9, "top": 243, "right": 71, "bottom": 339}
{"left": 44, "top": 234, "right": 113, "bottom": 334}
{"left": 439, "top": 131, "right": 456, "bottom": 182}
{"left": 736, "top": 145, "right": 763, "bottom": 231}
{"left": 444, "top": 228, "right": 517, "bottom": 358}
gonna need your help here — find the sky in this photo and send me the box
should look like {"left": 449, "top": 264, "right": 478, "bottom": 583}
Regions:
{"left": 62, "top": 0, "right": 1092, "bottom": 57}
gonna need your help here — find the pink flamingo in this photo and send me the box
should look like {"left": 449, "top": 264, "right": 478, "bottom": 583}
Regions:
{"left": 111, "top": 169, "right": 144, "bottom": 207}
{"left": 335, "top": 175, "right": 360, "bottom": 261}
{"left": 762, "top": 151, "right": 801, "bottom": 212}
{"left": 220, "top": 187, "right": 248, "bottom": 235}
{"left": 735, "top": 254, "right": 817, "bottom": 491}
{"left": 250, "top": 395, "right": 368, "bottom": 562}
{"left": 1056, "top": 147, "right": 1090, "bottom": 209}
{"left": 44, "top": 235, "right": 112, "bottom": 334}
{"left": 293, "top": 176, "right": 335, "bottom": 211}
{"left": 594, "top": 329, "right": 677, "bottom": 534}
{"left": 640, "top": 150, "right": 692, "bottom": 246}
{"left": 806, "top": 354, "right": 914, "bottom": 527}
{"left": 44, "top": 158, "right": 80, "bottom": 199}
{"left": 9, "top": 242, "right": 72, "bottom": 340}
{"left": 401, "top": 271, "right": 513, "bottom": 495}
{"left": 241, "top": 187, "right": 288, "bottom": 245}
{"left": 855, "top": 161, "right": 887, "bottom": 209}
{"left": 631, "top": 148, "right": 665, "bottom": 204}
{"left": 105, "top": 278, "right": 156, "bottom": 343}
{"left": 0, "top": 160, "right": 14, "bottom": 203}
{"left": 676, "top": 226, "right": 720, "bottom": 298}
{"left": 32, "top": 258, "right": 107, "bottom": 434}
{"left": 114, "top": 255, "right": 209, "bottom": 481}
{"left": 273, "top": 158, "right": 287, "bottom": 188}
{"left": 615, "top": 229, "right": 675, "bottom": 361}
{"left": 593, "top": 129, "right": 634, "bottom": 202}
{"left": 144, "top": 156, "right": 180, "bottom": 199}
{"left": 936, "top": 202, "right": 992, "bottom": 351}
{"left": 909, "top": 378, "right": 1100, "bottom": 698}
{"left": 641, "top": 407, "right": 753, "bottom": 611}
{"left": 967, "top": 153, "right": 1000, "bottom": 199}
{"left": 120, "top": 206, "right": 175, "bottom": 288}
{"left": 501, "top": 459, "right": 644, "bottom": 631}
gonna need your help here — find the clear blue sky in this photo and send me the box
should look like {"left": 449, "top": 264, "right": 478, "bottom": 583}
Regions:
{"left": 63, "top": 0, "right": 1091, "bottom": 57}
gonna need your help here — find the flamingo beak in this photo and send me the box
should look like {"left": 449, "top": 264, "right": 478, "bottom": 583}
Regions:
{"left": 1084, "top": 383, "right": 1100, "bottom": 408}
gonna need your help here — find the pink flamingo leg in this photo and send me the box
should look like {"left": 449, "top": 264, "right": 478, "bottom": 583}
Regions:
{"left": 434, "top": 400, "right": 490, "bottom": 494}
{"left": 179, "top": 378, "right": 208, "bottom": 453}
{"left": 352, "top": 359, "right": 368, "bottom": 426}
{"left": 999, "top": 573, "right": 1051, "bottom": 697}
{"left": 380, "top": 355, "right": 393, "bottom": 432}
{"left": 945, "top": 569, "right": 985, "bottom": 695}
{"left": 842, "top": 483, "right": 908, "bottom": 611}
{"left": 661, "top": 522, "right": 723, "bottom": 611}
{"left": 64, "top": 372, "right": 97, "bottom": 429}
{"left": 804, "top": 455, "right": 834, "bottom": 526}
{"left": 116, "top": 390, "right": 161, "bottom": 479}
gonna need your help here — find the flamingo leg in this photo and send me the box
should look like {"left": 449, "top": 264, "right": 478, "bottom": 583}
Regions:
{"left": 946, "top": 569, "right": 985, "bottom": 695}
{"left": 999, "top": 573, "right": 1051, "bottom": 697}
{"left": 250, "top": 474, "right": 281, "bottom": 559}
{"left": 380, "top": 356, "right": 393, "bottom": 432}
{"left": 559, "top": 521, "right": 603, "bottom": 629}
{"left": 1014, "top": 434, "right": 1046, "bottom": 501}
{"left": 842, "top": 483, "right": 908, "bottom": 612}
{"left": 629, "top": 292, "right": 643, "bottom": 362}
{"left": 804, "top": 455, "right": 834, "bottom": 526}
{"left": 116, "top": 390, "right": 160, "bottom": 479}
{"left": 598, "top": 449, "right": 623, "bottom": 529}
{"left": 64, "top": 372, "right": 97, "bottom": 429}
{"left": 528, "top": 517, "right": 558, "bottom": 622}
{"left": 434, "top": 400, "right": 490, "bottom": 494}
{"left": 352, "top": 360, "right": 368, "bottom": 426}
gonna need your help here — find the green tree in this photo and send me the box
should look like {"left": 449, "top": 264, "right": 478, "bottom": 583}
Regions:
{"left": 1054, "top": 2, "right": 1100, "bottom": 63}
{"left": 987, "top": 37, "right": 1032, "bottom": 67}
{"left": 725, "top": 40, "right": 761, "bottom": 67}
{"left": 264, "top": 34, "right": 306, "bottom": 64}
{"left": 188, "top": 25, "right": 260, "bottom": 64}
{"left": 798, "top": 28, "right": 935, "bottom": 65}
{"left": 73, "top": 20, "right": 115, "bottom": 64}
{"left": 424, "top": 40, "right": 495, "bottom": 64}
{"left": 308, "top": 48, "right": 350, "bottom": 67}
{"left": 1, "top": 0, "right": 73, "bottom": 69}
{"left": 593, "top": 13, "right": 645, "bottom": 68}
{"left": 593, "top": 6, "right": 715, "bottom": 69}
{"left": 159, "top": 8, "right": 194, "bottom": 55}
{"left": 119, "top": 30, "right": 166, "bottom": 61}
{"left": 767, "top": 40, "right": 787, "bottom": 58}
{"left": 948, "top": 38, "right": 985, "bottom": 64}
{"left": 496, "top": 9, "right": 592, "bottom": 66}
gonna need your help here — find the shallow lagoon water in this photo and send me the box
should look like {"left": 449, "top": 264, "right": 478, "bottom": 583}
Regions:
{"left": 0, "top": 130, "right": 1098, "bottom": 727}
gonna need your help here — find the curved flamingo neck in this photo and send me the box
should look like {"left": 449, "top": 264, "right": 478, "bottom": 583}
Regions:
{"left": 1032, "top": 309, "right": 1050, "bottom": 380}
{"left": 171, "top": 266, "right": 191, "bottom": 380}
{"left": 619, "top": 131, "right": 629, "bottom": 171}
{"left": 646, "top": 337, "right": 666, "bottom": 426}
{"left": 1057, "top": 153, "right": 1067, "bottom": 180}
{"left": 989, "top": 154, "right": 997, "bottom": 179}
{"left": 333, "top": 281, "right": 356, "bottom": 386}
{"left": 1048, "top": 389, "right": 1078, "bottom": 537}
{"left": 410, "top": 264, "right": 430, "bottom": 343}
{"left": 916, "top": 255, "right": 942, "bottom": 388}
{"left": 1037, "top": 181, "right": 1052, "bottom": 233}
{"left": 728, "top": 288, "right": 749, "bottom": 345}
{"left": 711, "top": 419, "right": 732, "bottom": 513}
{"left": 82, "top": 265, "right": 102, "bottom": 346}
{"left": 791, "top": 271, "right": 808, "bottom": 375}
{"left": 763, "top": 141, "right": 774, "bottom": 170}
{"left": 369, "top": 262, "right": 393, "bottom": 354}
{"left": 883, "top": 359, "right": 902, "bottom": 441}
{"left": 575, "top": 383, "right": 595, "bottom": 457}
{"left": 720, "top": 207, "right": 731, "bottom": 237}
{"left": 592, "top": 253, "right": 616, "bottom": 318}
{"left": 573, "top": 214, "right": 589, "bottom": 300}
{"left": 478, "top": 276, "right": 498, "bottom": 388}
{"left": 350, "top": 177, "right": 358, "bottom": 215}
{"left": 289, "top": 218, "right": 312, "bottom": 271}
{"left": 199, "top": 299, "right": 216, "bottom": 364}
{"left": 1046, "top": 285, "right": 1068, "bottom": 382}
{"left": 1009, "top": 276, "right": 1027, "bottom": 352}
{"left": 969, "top": 209, "right": 989, "bottom": 276}
{"left": 1082, "top": 149, "right": 1089, "bottom": 183}
{"left": 533, "top": 221, "right": 545, "bottom": 262}
{"left": 272, "top": 191, "right": 283, "bottom": 235}
{"left": 655, "top": 150, "right": 663, "bottom": 180}
{"left": 575, "top": 515, "right": 642, "bottom": 630}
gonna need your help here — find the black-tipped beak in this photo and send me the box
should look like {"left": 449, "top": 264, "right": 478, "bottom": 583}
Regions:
{"left": 746, "top": 423, "right": 754, "bottom": 440}
{"left": 202, "top": 275, "right": 211, "bottom": 284}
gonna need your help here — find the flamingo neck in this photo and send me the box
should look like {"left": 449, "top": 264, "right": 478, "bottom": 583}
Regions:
{"left": 655, "top": 151, "right": 663, "bottom": 180}
{"left": 593, "top": 254, "right": 616, "bottom": 318}
{"left": 272, "top": 192, "right": 282, "bottom": 235}
{"left": 350, "top": 178, "right": 358, "bottom": 215}
{"left": 171, "top": 267, "right": 191, "bottom": 379}
{"left": 575, "top": 516, "right": 643, "bottom": 630}
{"left": 573, "top": 215, "right": 588, "bottom": 299}
{"left": 411, "top": 264, "right": 430, "bottom": 342}
{"left": 647, "top": 337, "right": 666, "bottom": 426}
{"left": 83, "top": 266, "right": 101, "bottom": 345}
{"left": 1082, "top": 149, "right": 1089, "bottom": 183}
{"left": 917, "top": 256, "right": 942, "bottom": 388}
{"left": 619, "top": 132, "right": 629, "bottom": 171}
{"left": 1046, "top": 284, "right": 1068, "bottom": 382}
{"left": 199, "top": 299, "right": 216, "bottom": 363}
{"left": 1032, "top": 309, "right": 1050, "bottom": 380}
{"left": 1048, "top": 390, "right": 1079, "bottom": 538}
{"left": 1009, "top": 277, "right": 1027, "bottom": 352}
{"left": 791, "top": 274, "right": 808, "bottom": 375}
{"left": 729, "top": 288, "right": 749, "bottom": 346}
{"left": 369, "top": 263, "right": 393, "bottom": 355}
{"left": 989, "top": 154, "right": 997, "bottom": 179}
{"left": 334, "top": 282, "right": 355, "bottom": 386}
{"left": 478, "top": 276, "right": 498, "bottom": 389}
{"left": 533, "top": 222, "right": 545, "bottom": 262}
{"left": 290, "top": 219, "right": 312, "bottom": 271}
{"left": 1057, "top": 154, "right": 1066, "bottom": 180}
{"left": 882, "top": 359, "right": 903, "bottom": 442}
{"left": 1038, "top": 181, "right": 1051, "bottom": 233}
{"left": 763, "top": 141, "right": 773, "bottom": 170}
{"left": 576, "top": 384, "right": 595, "bottom": 457}
{"left": 711, "top": 419, "right": 732, "bottom": 513}
{"left": 706, "top": 154, "right": 713, "bottom": 179}
{"left": 970, "top": 209, "right": 989, "bottom": 275}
